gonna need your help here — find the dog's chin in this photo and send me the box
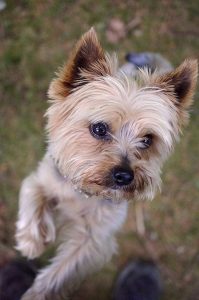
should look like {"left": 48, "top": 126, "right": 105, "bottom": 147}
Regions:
{"left": 71, "top": 181, "right": 139, "bottom": 202}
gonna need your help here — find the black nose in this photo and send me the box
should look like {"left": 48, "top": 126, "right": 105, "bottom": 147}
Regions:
{"left": 112, "top": 167, "right": 134, "bottom": 186}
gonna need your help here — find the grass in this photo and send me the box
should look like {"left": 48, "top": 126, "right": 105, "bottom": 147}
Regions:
{"left": 0, "top": 1, "right": 199, "bottom": 299}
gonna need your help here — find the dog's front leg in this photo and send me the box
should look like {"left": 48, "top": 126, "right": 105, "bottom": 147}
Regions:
{"left": 21, "top": 221, "right": 118, "bottom": 300}
{"left": 15, "top": 173, "right": 56, "bottom": 259}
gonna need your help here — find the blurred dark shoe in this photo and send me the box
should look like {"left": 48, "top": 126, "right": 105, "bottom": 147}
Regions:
{"left": 112, "top": 260, "right": 162, "bottom": 300}
{"left": 0, "top": 259, "right": 38, "bottom": 300}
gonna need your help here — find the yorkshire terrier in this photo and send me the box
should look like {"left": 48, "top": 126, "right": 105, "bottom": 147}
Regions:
{"left": 15, "top": 28, "right": 198, "bottom": 299}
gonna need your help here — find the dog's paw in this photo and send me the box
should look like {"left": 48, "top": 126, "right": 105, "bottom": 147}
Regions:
{"left": 16, "top": 216, "right": 56, "bottom": 259}
{"left": 15, "top": 230, "right": 46, "bottom": 259}
{"left": 16, "top": 237, "right": 45, "bottom": 259}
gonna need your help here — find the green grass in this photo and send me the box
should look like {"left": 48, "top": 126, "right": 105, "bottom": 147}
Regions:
{"left": 1, "top": 1, "right": 199, "bottom": 299}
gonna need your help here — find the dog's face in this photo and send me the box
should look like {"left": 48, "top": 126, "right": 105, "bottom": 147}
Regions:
{"left": 46, "top": 29, "right": 198, "bottom": 201}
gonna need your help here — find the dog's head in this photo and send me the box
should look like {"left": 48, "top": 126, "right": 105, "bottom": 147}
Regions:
{"left": 46, "top": 28, "right": 198, "bottom": 201}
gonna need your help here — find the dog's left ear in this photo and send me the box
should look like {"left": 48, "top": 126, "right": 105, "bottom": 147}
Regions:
{"left": 154, "top": 59, "right": 198, "bottom": 110}
{"left": 49, "top": 28, "right": 113, "bottom": 101}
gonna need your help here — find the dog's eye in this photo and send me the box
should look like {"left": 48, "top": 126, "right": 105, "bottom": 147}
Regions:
{"left": 139, "top": 134, "right": 153, "bottom": 149}
{"left": 89, "top": 122, "right": 110, "bottom": 140}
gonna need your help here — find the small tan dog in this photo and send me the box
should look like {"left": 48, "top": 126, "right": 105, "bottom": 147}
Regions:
{"left": 16, "top": 28, "right": 198, "bottom": 299}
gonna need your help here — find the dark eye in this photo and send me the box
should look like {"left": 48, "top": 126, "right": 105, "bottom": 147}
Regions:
{"left": 89, "top": 122, "right": 110, "bottom": 140}
{"left": 139, "top": 134, "right": 153, "bottom": 149}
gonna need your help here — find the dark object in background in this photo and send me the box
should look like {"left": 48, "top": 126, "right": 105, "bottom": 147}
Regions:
{"left": 112, "top": 260, "right": 162, "bottom": 300}
{"left": 125, "top": 52, "right": 173, "bottom": 73}
{"left": 0, "top": 259, "right": 37, "bottom": 300}
{"left": 119, "top": 52, "right": 173, "bottom": 77}
{"left": 126, "top": 52, "right": 154, "bottom": 69}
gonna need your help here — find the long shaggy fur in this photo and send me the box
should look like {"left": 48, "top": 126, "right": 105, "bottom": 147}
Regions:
{"left": 15, "top": 28, "right": 198, "bottom": 299}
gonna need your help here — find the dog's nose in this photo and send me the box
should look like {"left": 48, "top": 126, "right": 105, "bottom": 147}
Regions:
{"left": 112, "top": 167, "right": 134, "bottom": 186}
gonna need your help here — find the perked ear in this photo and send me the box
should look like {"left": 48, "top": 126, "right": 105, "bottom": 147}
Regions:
{"left": 48, "top": 28, "right": 112, "bottom": 100}
{"left": 155, "top": 59, "right": 198, "bottom": 109}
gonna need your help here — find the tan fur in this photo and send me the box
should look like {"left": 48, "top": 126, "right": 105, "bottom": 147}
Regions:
{"left": 48, "top": 28, "right": 116, "bottom": 101}
{"left": 16, "top": 29, "right": 198, "bottom": 300}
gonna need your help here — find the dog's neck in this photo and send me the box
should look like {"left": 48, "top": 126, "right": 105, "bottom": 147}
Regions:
{"left": 50, "top": 154, "right": 96, "bottom": 200}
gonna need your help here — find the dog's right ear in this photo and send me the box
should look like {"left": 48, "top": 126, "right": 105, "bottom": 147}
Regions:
{"left": 48, "top": 28, "right": 112, "bottom": 101}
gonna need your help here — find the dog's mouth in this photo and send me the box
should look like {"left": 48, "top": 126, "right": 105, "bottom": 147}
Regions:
{"left": 70, "top": 179, "right": 137, "bottom": 201}
{"left": 68, "top": 167, "right": 152, "bottom": 200}
{"left": 87, "top": 177, "right": 138, "bottom": 193}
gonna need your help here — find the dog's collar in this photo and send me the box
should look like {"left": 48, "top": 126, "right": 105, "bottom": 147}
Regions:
{"left": 52, "top": 159, "right": 68, "bottom": 181}
{"left": 50, "top": 154, "right": 94, "bottom": 199}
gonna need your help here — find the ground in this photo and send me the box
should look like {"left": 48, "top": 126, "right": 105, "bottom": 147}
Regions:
{"left": 1, "top": 1, "right": 199, "bottom": 299}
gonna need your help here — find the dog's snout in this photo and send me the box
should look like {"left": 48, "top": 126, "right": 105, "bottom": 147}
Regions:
{"left": 112, "top": 167, "right": 134, "bottom": 186}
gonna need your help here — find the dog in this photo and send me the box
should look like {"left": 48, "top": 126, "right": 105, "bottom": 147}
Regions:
{"left": 15, "top": 28, "right": 198, "bottom": 299}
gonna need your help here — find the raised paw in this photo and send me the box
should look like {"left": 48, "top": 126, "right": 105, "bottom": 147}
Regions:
{"left": 15, "top": 231, "right": 46, "bottom": 259}
{"left": 16, "top": 212, "right": 56, "bottom": 259}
